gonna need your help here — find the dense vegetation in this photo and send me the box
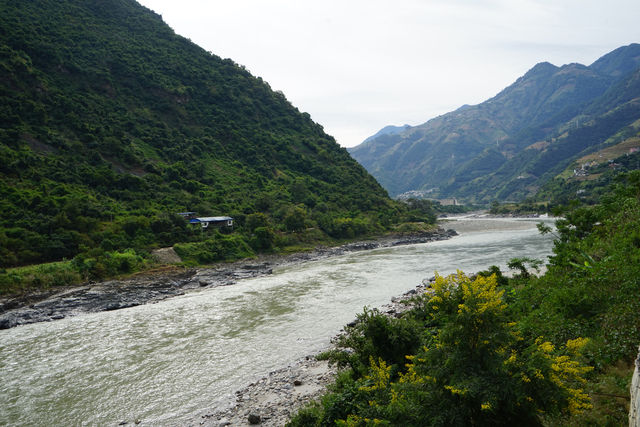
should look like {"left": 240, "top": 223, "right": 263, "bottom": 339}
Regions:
{"left": 350, "top": 44, "right": 640, "bottom": 203}
{"left": 0, "top": 0, "right": 433, "bottom": 292}
{"left": 289, "top": 171, "right": 640, "bottom": 426}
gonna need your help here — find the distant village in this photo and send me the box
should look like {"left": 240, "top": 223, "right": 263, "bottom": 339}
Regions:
{"left": 396, "top": 189, "right": 459, "bottom": 206}
{"left": 572, "top": 147, "right": 639, "bottom": 177}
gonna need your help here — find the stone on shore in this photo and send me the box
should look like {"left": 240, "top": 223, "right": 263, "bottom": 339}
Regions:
{"left": 247, "top": 413, "right": 261, "bottom": 424}
{"left": 151, "top": 247, "right": 183, "bottom": 264}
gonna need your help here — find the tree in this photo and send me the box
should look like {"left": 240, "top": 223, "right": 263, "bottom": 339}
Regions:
{"left": 245, "top": 212, "right": 270, "bottom": 232}
{"left": 250, "top": 226, "right": 274, "bottom": 251}
{"left": 284, "top": 205, "right": 307, "bottom": 232}
{"left": 507, "top": 257, "right": 543, "bottom": 279}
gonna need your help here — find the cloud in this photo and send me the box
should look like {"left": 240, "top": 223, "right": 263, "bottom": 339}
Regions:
{"left": 139, "top": 0, "right": 640, "bottom": 147}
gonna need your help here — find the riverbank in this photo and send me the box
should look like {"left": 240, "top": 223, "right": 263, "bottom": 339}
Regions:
{"left": 188, "top": 216, "right": 554, "bottom": 426}
{"left": 190, "top": 277, "right": 434, "bottom": 427}
{"left": 0, "top": 228, "right": 457, "bottom": 330}
{"left": 0, "top": 216, "right": 556, "bottom": 426}
{"left": 192, "top": 355, "right": 338, "bottom": 427}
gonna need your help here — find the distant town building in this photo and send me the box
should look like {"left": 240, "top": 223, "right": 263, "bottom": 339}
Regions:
{"left": 396, "top": 189, "right": 438, "bottom": 200}
{"left": 573, "top": 162, "right": 594, "bottom": 177}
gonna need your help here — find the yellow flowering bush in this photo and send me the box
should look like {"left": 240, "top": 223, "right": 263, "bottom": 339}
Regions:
{"left": 335, "top": 272, "right": 593, "bottom": 426}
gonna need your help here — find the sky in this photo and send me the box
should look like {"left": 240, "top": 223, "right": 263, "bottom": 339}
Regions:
{"left": 137, "top": 0, "right": 640, "bottom": 147}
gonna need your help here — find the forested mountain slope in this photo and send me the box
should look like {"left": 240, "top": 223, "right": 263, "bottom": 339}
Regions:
{"left": 0, "top": 0, "right": 400, "bottom": 268}
{"left": 349, "top": 44, "right": 640, "bottom": 202}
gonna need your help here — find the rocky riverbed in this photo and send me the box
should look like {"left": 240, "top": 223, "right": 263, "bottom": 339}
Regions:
{"left": 0, "top": 228, "right": 456, "bottom": 330}
{"left": 191, "top": 356, "right": 338, "bottom": 427}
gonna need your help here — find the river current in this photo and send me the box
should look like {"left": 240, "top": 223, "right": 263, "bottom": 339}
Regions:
{"left": 0, "top": 217, "right": 555, "bottom": 426}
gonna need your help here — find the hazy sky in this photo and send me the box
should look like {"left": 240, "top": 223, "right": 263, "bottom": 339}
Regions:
{"left": 137, "top": 0, "right": 640, "bottom": 147}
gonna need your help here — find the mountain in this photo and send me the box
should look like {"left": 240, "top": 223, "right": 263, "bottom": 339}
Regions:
{"left": 590, "top": 44, "right": 640, "bottom": 78}
{"left": 349, "top": 43, "right": 640, "bottom": 202}
{"left": 362, "top": 124, "right": 411, "bottom": 144}
{"left": 0, "top": 0, "right": 399, "bottom": 268}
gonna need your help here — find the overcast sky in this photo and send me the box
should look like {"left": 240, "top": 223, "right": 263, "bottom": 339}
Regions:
{"left": 137, "top": 0, "right": 640, "bottom": 147}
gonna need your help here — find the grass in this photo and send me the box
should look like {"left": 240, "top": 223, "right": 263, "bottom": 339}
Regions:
{"left": 0, "top": 260, "right": 82, "bottom": 295}
{"left": 576, "top": 136, "right": 640, "bottom": 165}
{"left": 555, "top": 361, "right": 633, "bottom": 427}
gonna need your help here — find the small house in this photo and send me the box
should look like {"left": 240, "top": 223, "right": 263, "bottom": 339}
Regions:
{"left": 189, "top": 216, "right": 233, "bottom": 229}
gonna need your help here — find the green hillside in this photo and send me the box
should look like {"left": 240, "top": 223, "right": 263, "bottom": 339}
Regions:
{"left": 350, "top": 44, "right": 640, "bottom": 202}
{"left": 0, "top": 0, "right": 413, "bottom": 274}
{"left": 533, "top": 129, "right": 640, "bottom": 205}
{"left": 457, "top": 83, "right": 640, "bottom": 202}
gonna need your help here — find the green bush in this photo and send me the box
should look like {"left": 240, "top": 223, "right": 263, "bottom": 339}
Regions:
{"left": 326, "top": 308, "right": 423, "bottom": 379}
{"left": 245, "top": 213, "right": 270, "bottom": 232}
{"left": 295, "top": 273, "right": 594, "bottom": 426}
{"left": 249, "top": 226, "right": 275, "bottom": 251}
{"left": 284, "top": 206, "right": 307, "bottom": 232}
{"left": 173, "top": 234, "right": 254, "bottom": 265}
{"left": 325, "top": 217, "right": 374, "bottom": 239}
{"left": 71, "top": 249, "right": 147, "bottom": 280}
{"left": 0, "top": 261, "right": 82, "bottom": 294}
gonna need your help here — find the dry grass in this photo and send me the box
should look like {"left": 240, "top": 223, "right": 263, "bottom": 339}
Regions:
{"left": 575, "top": 136, "right": 640, "bottom": 165}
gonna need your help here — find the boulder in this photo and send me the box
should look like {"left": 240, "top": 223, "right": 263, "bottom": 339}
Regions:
{"left": 151, "top": 247, "right": 182, "bottom": 264}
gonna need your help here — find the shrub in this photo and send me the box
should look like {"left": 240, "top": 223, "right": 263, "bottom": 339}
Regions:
{"left": 327, "top": 308, "right": 422, "bottom": 379}
{"left": 245, "top": 212, "right": 270, "bottom": 232}
{"left": 249, "top": 226, "right": 275, "bottom": 251}
{"left": 284, "top": 206, "right": 307, "bottom": 232}
{"left": 0, "top": 261, "right": 82, "bottom": 294}
{"left": 173, "top": 234, "right": 254, "bottom": 265}
{"left": 298, "top": 273, "right": 594, "bottom": 426}
{"left": 71, "top": 249, "right": 147, "bottom": 280}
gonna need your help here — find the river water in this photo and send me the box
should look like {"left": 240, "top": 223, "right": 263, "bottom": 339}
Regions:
{"left": 0, "top": 217, "right": 555, "bottom": 426}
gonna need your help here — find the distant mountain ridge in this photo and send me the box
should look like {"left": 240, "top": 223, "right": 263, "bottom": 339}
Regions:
{"left": 349, "top": 43, "right": 640, "bottom": 202}
{"left": 363, "top": 124, "right": 411, "bottom": 144}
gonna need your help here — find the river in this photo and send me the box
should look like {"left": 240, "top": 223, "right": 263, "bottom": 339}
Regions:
{"left": 0, "top": 217, "right": 555, "bottom": 426}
